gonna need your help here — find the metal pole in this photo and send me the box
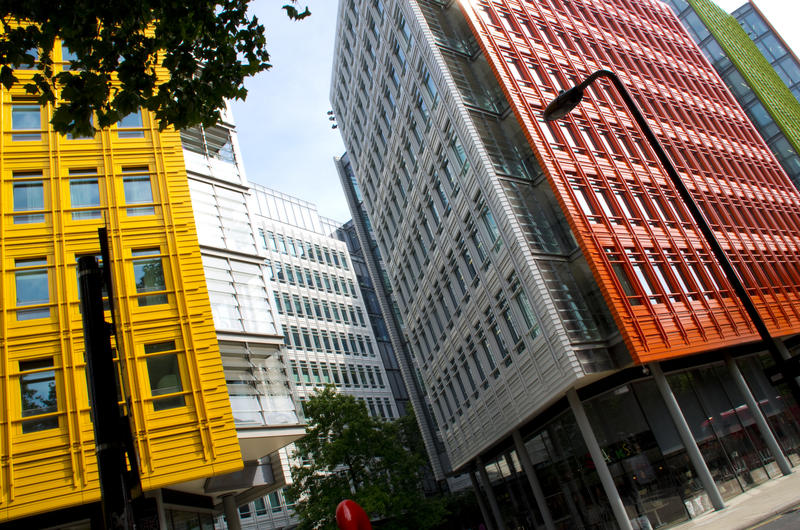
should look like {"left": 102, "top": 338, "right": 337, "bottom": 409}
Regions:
{"left": 566, "top": 389, "right": 633, "bottom": 530}
{"left": 470, "top": 470, "right": 495, "bottom": 530}
{"left": 78, "top": 256, "right": 133, "bottom": 529}
{"left": 650, "top": 363, "right": 725, "bottom": 510}
{"left": 477, "top": 457, "right": 507, "bottom": 530}
{"left": 512, "top": 430, "right": 555, "bottom": 530}
{"left": 725, "top": 355, "right": 792, "bottom": 475}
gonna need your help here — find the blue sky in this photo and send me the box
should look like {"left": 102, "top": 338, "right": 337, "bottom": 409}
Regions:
{"left": 231, "top": 1, "right": 348, "bottom": 222}
{"left": 230, "top": 0, "right": 799, "bottom": 223}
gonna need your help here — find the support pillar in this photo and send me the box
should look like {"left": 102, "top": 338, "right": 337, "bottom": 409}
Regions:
{"left": 153, "top": 489, "right": 169, "bottom": 530}
{"left": 726, "top": 355, "right": 792, "bottom": 475}
{"left": 222, "top": 494, "right": 242, "bottom": 530}
{"left": 567, "top": 389, "right": 633, "bottom": 530}
{"left": 477, "top": 457, "right": 507, "bottom": 530}
{"left": 651, "top": 363, "right": 725, "bottom": 510}
{"left": 502, "top": 453, "right": 524, "bottom": 517}
{"left": 512, "top": 430, "right": 555, "bottom": 530}
{"left": 470, "top": 470, "right": 494, "bottom": 530}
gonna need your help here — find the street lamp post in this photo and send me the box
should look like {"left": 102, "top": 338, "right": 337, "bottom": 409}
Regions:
{"left": 543, "top": 68, "right": 800, "bottom": 405}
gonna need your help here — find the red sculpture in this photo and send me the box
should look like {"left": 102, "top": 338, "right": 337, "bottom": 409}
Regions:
{"left": 335, "top": 499, "right": 372, "bottom": 530}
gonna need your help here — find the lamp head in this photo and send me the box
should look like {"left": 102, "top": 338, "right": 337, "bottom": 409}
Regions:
{"left": 543, "top": 86, "right": 585, "bottom": 121}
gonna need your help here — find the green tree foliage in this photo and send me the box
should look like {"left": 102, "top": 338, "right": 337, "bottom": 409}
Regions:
{"left": 0, "top": 1, "right": 310, "bottom": 136}
{"left": 286, "top": 387, "right": 446, "bottom": 530}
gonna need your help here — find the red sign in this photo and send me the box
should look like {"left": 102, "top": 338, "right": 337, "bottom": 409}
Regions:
{"left": 336, "top": 499, "right": 372, "bottom": 530}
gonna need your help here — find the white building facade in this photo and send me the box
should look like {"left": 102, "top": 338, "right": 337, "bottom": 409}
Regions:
{"left": 223, "top": 187, "right": 399, "bottom": 529}
{"left": 183, "top": 106, "right": 399, "bottom": 528}
{"left": 180, "top": 105, "right": 307, "bottom": 528}
{"left": 250, "top": 186, "right": 399, "bottom": 420}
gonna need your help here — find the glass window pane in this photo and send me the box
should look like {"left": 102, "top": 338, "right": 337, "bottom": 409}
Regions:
{"left": 146, "top": 353, "right": 185, "bottom": 411}
{"left": 61, "top": 44, "right": 78, "bottom": 69}
{"left": 12, "top": 105, "right": 41, "bottom": 141}
{"left": 70, "top": 178, "right": 101, "bottom": 219}
{"left": 133, "top": 255, "right": 167, "bottom": 306}
{"left": 15, "top": 260, "right": 50, "bottom": 320}
{"left": 19, "top": 359, "right": 58, "bottom": 433}
{"left": 123, "top": 175, "right": 154, "bottom": 215}
{"left": 13, "top": 174, "right": 45, "bottom": 223}
{"left": 118, "top": 109, "right": 145, "bottom": 138}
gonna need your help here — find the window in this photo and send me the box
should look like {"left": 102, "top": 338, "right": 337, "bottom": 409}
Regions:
{"left": 268, "top": 491, "right": 282, "bottom": 513}
{"left": 144, "top": 341, "right": 185, "bottom": 411}
{"left": 15, "top": 47, "right": 38, "bottom": 69}
{"left": 11, "top": 103, "right": 41, "bottom": 141}
{"left": 12, "top": 171, "right": 45, "bottom": 224}
{"left": 117, "top": 109, "right": 145, "bottom": 138}
{"left": 19, "top": 358, "right": 58, "bottom": 433}
{"left": 122, "top": 166, "right": 155, "bottom": 215}
{"left": 514, "top": 285, "right": 539, "bottom": 338}
{"left": 132, "top": 248, "right": 168, "bottom": 306}
{"left": 69, "top": 168, "right": 102, "bottom": 220}
{"left": 605, "top": 248, "right": 640, "bottom": 305}
{"left": 480, "top": 203, "right": 501, "bottom": 249}
{"left": 15, "top": 258, "right": 50, "bottom": 320}
{"left": 61, "top": 44, "right": 78, "bottom": 70}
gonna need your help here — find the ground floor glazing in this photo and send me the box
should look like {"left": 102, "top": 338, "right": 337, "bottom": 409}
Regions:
{"left": 472, "top": 352, "right": 800, "bottom": 529}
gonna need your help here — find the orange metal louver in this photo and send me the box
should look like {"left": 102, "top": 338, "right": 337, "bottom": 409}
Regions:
{"left": 460, "top": 0, "right": 800, "bottom": 364}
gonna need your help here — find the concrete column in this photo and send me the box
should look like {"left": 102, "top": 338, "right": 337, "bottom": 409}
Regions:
{"left": 477, "top": 457, "right": 507, "bottom": 530}
{"left": 222, "top": 494, "right": 242, "bottom": 530}
{"left": 502, "top": 453, "right": 523, "bottom": 515}
{"left": 512, "top": 430, "right": 556, "bottom": 530}
{"left": 650, "top": 363, "right": 725, "bottom": 510}
{"left": 470, "top": 470, "right": 495, "bottom": 530}
{"left": 726, "top": 355, "right": 792, "bottom": 475}
{"left": 153, "top": 489, "right": 169, "bottom": 530}
{"left": 567, "top": 389, "right": 633, "bottom": 530}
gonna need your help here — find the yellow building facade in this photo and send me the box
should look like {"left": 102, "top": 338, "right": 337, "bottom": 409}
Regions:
{"left": 0, "top": 45, "right": 243, "bottom": 523}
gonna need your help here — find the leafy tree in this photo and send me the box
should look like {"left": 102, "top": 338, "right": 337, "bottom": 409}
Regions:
{"left": 0, "top": 1, "right": 310, "bottom": 136}
{"left": 286, "top": 387, "right": 446, "bottom": 530}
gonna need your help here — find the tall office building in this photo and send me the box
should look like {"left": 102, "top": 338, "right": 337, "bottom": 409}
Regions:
{"left": 335, "top": 218, "right": 411, "bottom": 415}
{"left": 335, "top": 153, "right": 453, "bottom": 483}
{"left": 249, "top": 185, "right": 397, "bottom": 421}
{"left": 181, "top": 106, "right": 307, "bottom": 529}
{"left": 331, "top": 0, "right": 800, "bottom": 528}
{"left": 0, "top": 44, "right": 302, "bottom": 527}
{"left": 664, "top": 0, "right": 800, "bottom": 187}
{"left": 218, "top": 185, "right": 400, "bottom": 529}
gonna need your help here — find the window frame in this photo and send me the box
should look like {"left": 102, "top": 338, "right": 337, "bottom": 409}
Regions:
{"left": 14, "top": 257, "right": 51, "bottom": 320}
{"left": 143, "top": 340, "right": 186, "bottom": 412}
{"left": 11, "top": 102, "right": 42, "bottom": 141}
{"left": 12, "top": 170, "right": 46, "bottom": 224}
{"left": 18, "top": 357, "right": 59, "bottom": 434}
{"left": 131, "top": 247, "right": 169, "bottom": 307}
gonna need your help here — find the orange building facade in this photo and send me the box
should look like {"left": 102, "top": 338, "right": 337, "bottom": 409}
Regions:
{"left": 460, "top": 0, "right": 800, "bottom": 364}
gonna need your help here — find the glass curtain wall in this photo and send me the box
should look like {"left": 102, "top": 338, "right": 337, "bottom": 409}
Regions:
{"left": 583, "top": 383, "right": 697, "bottom": 528}
{"left": 739, "top": 354, "right": 800, "bottom": 466}
{"left": 524, "top": 411, "right": 617, "bottom": 530}
{"left": 667, "top": 364, "right": 779, "bottom": 497}
{"left": 503, "top": 356, "right": 800, "bottom": 528}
